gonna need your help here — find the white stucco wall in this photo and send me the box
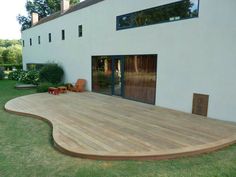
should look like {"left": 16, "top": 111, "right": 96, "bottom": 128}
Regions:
{"left": 22, "top": 0, "right": 236, "bottom": 122}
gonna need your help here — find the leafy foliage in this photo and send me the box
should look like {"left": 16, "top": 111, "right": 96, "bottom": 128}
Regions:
{"left": 18, "top": 0, "right": 80, "bottom": 31}
{"left": 8, "top": 70, "right": 23, "bottom": 80}
{"left": 19, "top": 70, "right": 40, "bottom": 85}
{"left": 0, "top": 67, "right": 4, "bottom": 80}
{"left": 39, "top": 64, "right": 64, "bottom": 84}
{"left": 0, "top": 47, "right": 5, "bottom": 64}
{"left": 16, "top": 15, "right": 31, "bottom": 31}
{"left": 0, "top": 64, "right": 23, "bottom": 70}
{"left": 0, "top": 40, "right": 22, "bottom": 65}
{"left": 1, "top": 45, "right": 22, "bottom": 64}
{"left": 0, "top": 39, "right": 21, "bottom": 48}
{"left": 8, "top": 70, "right": 40, "bottom": 85}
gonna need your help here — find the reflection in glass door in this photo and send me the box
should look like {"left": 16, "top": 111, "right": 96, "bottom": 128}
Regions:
{"left": 112, "top": 57, "right": 124, "bottom": 96}
{"left": 92, "top": 55, "right": 157, "bottom": 104}
{"left": 92, "top": 56, "right": 124, "bottom": 96}
{"left": 124, "top": 55, "right": 157, "bottom": 104}
{"left": 92, "top": 56, "right": 112, "bottom": 95}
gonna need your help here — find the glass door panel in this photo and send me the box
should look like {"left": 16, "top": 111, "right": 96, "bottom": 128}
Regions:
{"left": 92, "top": 56, "right": 112, "bottom": 95}
{"left": 124, "top": 55, "right": 157, "bottom": 104}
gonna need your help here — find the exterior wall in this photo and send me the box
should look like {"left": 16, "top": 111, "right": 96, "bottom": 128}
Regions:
{"left": 22, "top": 0, "right": 236, "bottom": 122}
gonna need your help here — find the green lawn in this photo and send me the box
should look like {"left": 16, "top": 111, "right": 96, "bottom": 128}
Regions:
{"left": 0, "top": 80, "right": 236, "bottom": 177}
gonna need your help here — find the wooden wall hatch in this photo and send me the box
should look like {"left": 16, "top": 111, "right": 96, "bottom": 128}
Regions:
{"left": 192, "top": 93, "right": 209, "bottom": 117}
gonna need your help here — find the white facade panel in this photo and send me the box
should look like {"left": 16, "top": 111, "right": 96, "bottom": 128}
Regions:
{"left": 22, "top": 0, "right": 236, "bottom": 122}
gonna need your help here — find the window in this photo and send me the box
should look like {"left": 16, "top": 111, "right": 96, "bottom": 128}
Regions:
{"left": 78, "top": 25, "right": 83, "bottom": 37}
{"left": 38, "top": 36, "right": 41, "bottom": 44}
{"left": 49, "top": 33, "right": 52, "bottom": 42}
{"left": 22, "top": 40, "right": 25, "bottom": 47}
{"left": 116, "top": 0, "right": 199, "bottom": 30}
{"left": 30, "top": 38, "right": 32, "bottom": 46}
{"left": 27, "top": 63, "right": 46, "bottom": 71}
{"left": 62, "top": 30, "right": 65, "bottom": 40}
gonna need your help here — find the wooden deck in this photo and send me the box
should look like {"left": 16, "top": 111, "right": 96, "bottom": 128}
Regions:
{"left": 4, "top": 92, "right": 236, "bottom": 160}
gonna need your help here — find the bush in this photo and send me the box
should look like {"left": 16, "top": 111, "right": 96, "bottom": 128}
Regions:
{"left": 19, "top": 70, "right": 39, "bottom": 85}
{"left": 8, "top": 70, "right": 39, "bottom": 85}
{"left": 39, "top": 64, "right": 64, "bottom": 84}
{"left": 8, "top": 70, "right": 23, "bottom": 80}
{"left": 36, "top": 82, "right": 56, "bottom": 93}
{"left": 0, "top": 67, "right": 4, "bottom": 80}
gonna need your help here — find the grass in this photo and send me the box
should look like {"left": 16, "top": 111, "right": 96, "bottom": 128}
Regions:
{"left": 0, "top": 79, "right": 236, "bottom": 177}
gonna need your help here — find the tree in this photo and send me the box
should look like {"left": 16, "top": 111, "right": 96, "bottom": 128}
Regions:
{"left": 0, "top": 41, "right": 22, "bottom": 64}
{"left": 2, "top": 49, "right": 14, "bottom": 64}
{"left": 12, "top": 45, "right": 23, "bottom": 64}
{"left": 0, "top": 39, "right": 20, "bottom": 48}
{"left": 0, "top": 47, "right": 6, "bottom": 64}
{"left": 2, "top": 45, "right": 22, "bottom": 64}
{"left": 17, "top": 0, "right": 80, "bottom": 31}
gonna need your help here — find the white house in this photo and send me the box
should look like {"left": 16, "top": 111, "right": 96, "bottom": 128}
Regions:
{"left": 22, "top": 0, "right": 236, "bottom": 122}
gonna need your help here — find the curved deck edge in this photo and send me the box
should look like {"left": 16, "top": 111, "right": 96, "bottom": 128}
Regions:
{"left": 4, "top": 100, "right": 236, "bottom": 161}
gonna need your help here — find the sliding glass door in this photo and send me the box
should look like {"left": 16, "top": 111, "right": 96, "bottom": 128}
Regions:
{"left": 92, "top": 56, "right": 124, "bottom": 96}
{"left": 92, "top": 56, "right": 113, "bottom": 95}
{"left": 124, "top": 55, "right": 157, "bottom": 104}
{"left": 92, "top": 55, "right": 157, "bottom": 104}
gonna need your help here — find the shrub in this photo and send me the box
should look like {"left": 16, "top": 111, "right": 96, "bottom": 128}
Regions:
{"left": 39, "top": 64, "right": 64, "bottom": 84}
{"left": 8, "top": 70, "right": 23, "bottom": 80}
{"left": 19, "top": 70, "right": 39, "bottom": 85}
{"left": 36, "top": 82, "right": 56, "bottom": 93}
{"left": 8, "top": 70, "right": 39, "bottom": 85}
{"left": 0, "top": 67, "right": 4, "bottom": 80}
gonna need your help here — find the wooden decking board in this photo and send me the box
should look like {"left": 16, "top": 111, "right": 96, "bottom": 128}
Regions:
{"left": 114, "top": 113, "right": 218, "bottom": 145}
{"left": 110, "top": 103, "right": 221, "bottom": 139}
{"left": 58, "top": 115, "right": 155, "bottom": 152}
{"left": 4, "top": 92, "right": 236, "bottom": 160}
{"left": 131, "top": 110, "right": 224, "bottom": 138}
{"left": 143, "top": 114, "right": 226, "bottom": 140}
{"left": 76, "top": 108, "right": 190, "bottom": 149}
{"left": 62, "top": 119, "right": 134, "bottom": 152}
{"left": 64, "top": 112, "right": 163, "bottom": 151}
